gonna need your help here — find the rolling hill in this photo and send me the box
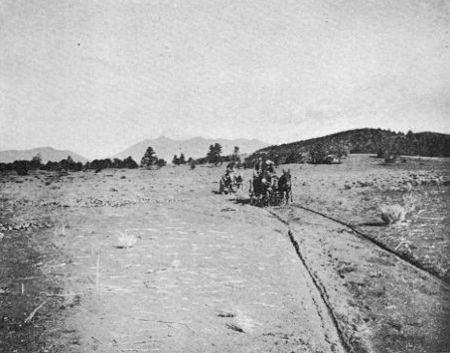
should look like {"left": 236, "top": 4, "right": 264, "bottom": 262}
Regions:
{"left": 113, "top": 136, "right": 268, "bottom": 163}
{"left": 0, "top": 147, "right": 88, "bottom": 163}
{"left": 246, "top": 128, "right": 450, "bottom": 164}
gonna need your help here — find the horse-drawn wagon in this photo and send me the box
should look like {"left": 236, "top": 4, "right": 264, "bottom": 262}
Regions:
{"left": 218, "top": 160, "right": 292, "bottom": 206}
{"left": 249, "top": 168, "right": 292, "bottom": 207}
{"left": 219, "top": 170, "right": 243, "bottom": 194}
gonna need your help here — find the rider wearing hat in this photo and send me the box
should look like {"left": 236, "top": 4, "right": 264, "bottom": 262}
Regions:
{"left": 222, "top": 161, "right": 236, "bottom": 188}
{"left": 265, "top": 160, "right": 275, "bottom": 174}
{"left": 260, "top": 159, "right": 276, "bottom": 187}
{"left": 253, "top": 157, "right": 263, "bottom": 178}
{"left": 226, "top": 161, "right": 235, "bottom": 174}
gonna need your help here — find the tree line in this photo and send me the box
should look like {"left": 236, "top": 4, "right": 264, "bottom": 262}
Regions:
{"left": 193, "top": 144, "right": 241, "bottom": 166}
{"left": 1, "top": 144, "right": 243, "bottom": 175}
{"left": 0, "top": 154, "right": 140, "bottom": 175}
{"left": 143, "top": 144, "right": 242, "bottom": 169}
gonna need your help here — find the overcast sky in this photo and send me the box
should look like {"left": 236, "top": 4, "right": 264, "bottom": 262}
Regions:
{"left": 1, "top": 0, "right": 449, "bottom": 158}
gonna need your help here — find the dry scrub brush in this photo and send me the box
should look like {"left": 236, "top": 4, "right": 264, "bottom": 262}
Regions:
{"left": 115, "top": 231, "right": 139, "bottom": 249}
{"left": 380, "top": 204, "right": 407, "bottom": 225}
{"left": 402, "top": 192, "right": 418, "bottom": 214}
{"left": 379, "top": 192, "right": 418, "bottom": 225}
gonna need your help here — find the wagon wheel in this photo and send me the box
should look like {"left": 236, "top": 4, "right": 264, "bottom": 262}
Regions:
{"left": 269, "top": 192, "right": 275, "bottom": 207}
{"left": 273, "top": 191, "right": 281, "bottom": 206}
{"left": 264, "top": 191, "right": 271, "bottom": 207}
{"left": 248, "top": 180, "right": 255, "bottom": 205}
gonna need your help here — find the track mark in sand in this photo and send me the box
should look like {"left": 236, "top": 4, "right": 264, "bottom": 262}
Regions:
{"left": 267, "top": 209, "right": 354, "bottom": 353}
{"left": 287, "top": 228, "right": 355, "bottom": 353}
{"left": 290, "top": 203, "right": 450, "bottom": 290}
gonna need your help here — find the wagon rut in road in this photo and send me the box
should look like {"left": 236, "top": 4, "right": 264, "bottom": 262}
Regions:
{"left": 290, "top": 203, "right": 449, "bottom": 288}
{"left": 269, "top": 205, "right": 450, "bottom": 353}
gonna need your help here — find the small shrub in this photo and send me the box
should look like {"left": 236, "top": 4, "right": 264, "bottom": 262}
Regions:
{"left": 308, "top": 142, "right": 347, "bottom": 164}
{"left": 115, "top": 231, "right": 138, "bottom": 249}
{"left": 380, "top": 205, "right": 406, "bottom": 225}
{"left": 309, "top": 142, "right": 328, "bottom": 164}
{"left": 156, "top": 158, "right": 167, "bottom": 168}
{"left": 402, "top": 192, "right": 418, "bottom": 213}
{"left": 14, "top": 161, "right": 29, "bottom": 175}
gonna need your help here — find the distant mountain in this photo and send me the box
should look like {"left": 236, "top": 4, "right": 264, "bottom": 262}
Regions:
{"left": 114, "top": 137, "right": 268, "bottom": 163}
{"left": 246, "top": 128, "right": 450, "bottom": 164}
{"left": 0, "top": 147, "right": 88, "bottom": 163}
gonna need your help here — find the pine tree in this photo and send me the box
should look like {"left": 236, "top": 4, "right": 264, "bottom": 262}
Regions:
{"left": 141, "top": 147, "right": 158, "bottom": 168}
{"left": 309, "top": 142, "right": 327, "bottom": 164}
{"left": 30, "top": 153, "right": 42, "bottom": 169}
{"left": 123, "top": 156, "right": 138, "bottom": 169}
{"left": 206, "top": 143, "right": 222, "bottom": 166}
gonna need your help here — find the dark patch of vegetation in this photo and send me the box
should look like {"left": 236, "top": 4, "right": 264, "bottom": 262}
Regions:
{"left": 0, "top": 154, "right": 139, "bottom": 175}
{"left": 206, "top": 143, "right": 223, "bottom": 166}
{"left": 85, "top": 156, "right": 139, "bottom": 171}
{"left": 187, "top": 157, "right": 197, "bottom": 169}
{"left": 140, "top": 147, "right": 158, "bottom": 168}
{"left": 172, "top": 153, "right": 186, "bottom": 165}
{"left": 192, "top": 144, "right": 243, "bottom": 168}
{"left": 140, "top": 147, "right": 166, "bottom": 169}
{"left": 245, "top": 129, "right": 450, "bottom": 165}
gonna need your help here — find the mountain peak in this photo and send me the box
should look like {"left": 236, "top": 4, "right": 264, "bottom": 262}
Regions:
{"left": 0, "top": 147, "right": 88, "bottom": 163}
{"left": 114, "top": 137, "right": 268, "bottom": 163}
{"left": 155, "top": 136, "right": 173, "bottom": 141}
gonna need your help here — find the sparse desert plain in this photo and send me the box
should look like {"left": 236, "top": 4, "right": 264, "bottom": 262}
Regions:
{"left": 0, "top": 154, "right": 449, "bottom": 353}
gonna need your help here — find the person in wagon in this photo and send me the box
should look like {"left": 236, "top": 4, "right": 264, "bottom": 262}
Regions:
{"left": 223, "top": 161, "right": 235, "bottom": 185}
{"left": 226, "top": 161, "right": 235, "bottom": 174}
{"left": 261, "top": 159, "right": 276, "bottom": 187}
{"left": 253, "top": 157, "right": 263, "bottom": 178}
{"left": 265, "top": 160, "right": 275, "bottom": 175}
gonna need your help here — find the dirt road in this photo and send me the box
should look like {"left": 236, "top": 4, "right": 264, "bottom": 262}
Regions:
{"left": 1, "top": 167, "right": 346, "bottom": 353}
{"left": 42, "top": 180, "right": 345, "bottom": 352}
{"left": 1, "top": 157, "right": 449, "bottom": 352}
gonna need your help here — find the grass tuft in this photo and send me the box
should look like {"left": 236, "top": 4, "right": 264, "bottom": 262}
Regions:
{"left": 379, "top": 205, "right": 406, "bottom": 225}
{"left": 115, "top": 231, "right": 138, "bottom": 249}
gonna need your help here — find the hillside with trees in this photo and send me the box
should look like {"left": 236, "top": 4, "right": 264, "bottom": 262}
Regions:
{"left": 0, "top": 154, "right": 140, "bottom": 175}
{"left": 245, "top": 129, "right": 450, "bottom": 165}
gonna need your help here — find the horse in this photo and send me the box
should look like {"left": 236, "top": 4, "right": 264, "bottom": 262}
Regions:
{"left": 277, "top": 169, "right": 292, "bottom": 204}
{"left": 250, "top": 176, "right": 269, "bottom": 206}
{"left": 250, "top": 172, "right": 277, "bottom": 206}
{"left": 219, "top": 171, "right": 243, "bottom": 194}
{"left": 219, "top": 173, "right": 233, "bottom": 194}
{"left": 234, "top": 172, "right": 244, "bottom": 190}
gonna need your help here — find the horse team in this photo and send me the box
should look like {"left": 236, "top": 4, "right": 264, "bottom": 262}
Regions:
{"left": 219, "top": 160, "right": 292, "bottom": 207}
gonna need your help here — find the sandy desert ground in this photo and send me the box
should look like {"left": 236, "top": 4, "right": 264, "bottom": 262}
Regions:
{"left": 0, "top": 154, "right": 449, "bottom": 353}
